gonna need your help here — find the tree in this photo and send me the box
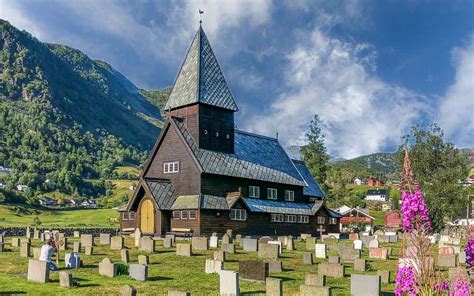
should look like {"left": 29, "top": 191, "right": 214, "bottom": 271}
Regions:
{"left": 398, "top": 124, "right": 468, "bottom": 231}
{"left": 301, "top": 115, "right": 329, "bottom": 189}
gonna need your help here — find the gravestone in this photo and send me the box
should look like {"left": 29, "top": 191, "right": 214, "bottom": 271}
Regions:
{"left": 164, "top": 237, "right": 173, "bottom": 248}
{"left": 221, "top": 243, "right": 235, "bottom": 254}
{"left": 100, "top": 233, "right": 111, "bottom": 245}
{"left": 176, "top": 243, "right": 192, "bottom": 256}
{"left": 111, "top": 236, "right": 124, "bottom": 250}
{"left": 25, "top": 227, "right": 31, "bottom": 239}
{"left": 20, "top": 242, "right": 31, "bottom": 257}
{"left": 99, "top": 258, "right": 117, "bottom": 277}
{"left": 73, "top": 231, "right": 80, "bottom": 238}
{"left": 388, "top": 235, "right": 398, "bottom": 243}
{"left": 165, "top": 234, "right": 175, "bottom": 242}
{"left": 459, "top": 251, "right": 466, "bottom": 264}
{"left": 378, "top": 235, "right": 390, "bottom": 243}
{"left": 121, "top": 249, "right": 130, "bottom": 263}
{"left": 438, "top": 254, "right": 457, "bottom": 267}
{"left": 235, "top": 234, "right": 242, "bottom": 245}
{"left": 134, "top": 228, "right": 142, "bottom": 247}
{"left": 328, "top": 256, "right": 340, "bottom": 263}
{"left": 59, "top": 271, "right": 73, "bottom": 288}
{"left": 303, "top": 252, "right": 313, "bottom": 265}
{"left": 40, "top": 233, "right": 45, "bottom": 242}
{"left": 219, "top": 270, "right": 240, "bottom": 296}
{"left": 139, "top": 236, "right": 155, "bottom": 252}
{"left": 353, "top": 239, "right": 363, "bottom": 250}
{"left": 205, "top": 259, "right": 223, "bottom": 274}
{"left": 266, "top": 259, "right": 282, "bottom": 273}
{"left": 300, "top": 285, "right": 331, "bottom": 296}
{"left": 339, "top": 248, "right": 361, "bottom": 263}
{"left": 374, "top": 230, "right": 384, "bottom": 236}
{"left": 306, "top": 237, "right": 316, "bottom": 251}
{"left": 301, "top": 233, "right": 312, "bottom": 240}
{"left": 239, "top": 260, "right": 268, "bottom": 282}
{"left": 318, "top": 262, "right": 345, "bottom": 278}
{"left": 85, "top": 246, "right": 93, "bottom": 255}
{"left": 350, "top": 274, "right": 381, "bottom": 296}
{"left": 213, "top": 250, "right": 226, "bottom": 262}
{"left": 315, "top": 243, "right": 326, "bottom": 259}
{"left": 368, "top": 239, "right": 379, "bottom": 248}
{"left": 33, "top": 247, "right": 41, "bottom": 259}
{"left": 222, "top": 233, "right": 231, "bottom": 244}
{"left": 65, "top": 252, "right": 80, "bottom": 269}
{"left": 243, "top": 238, "right": 258, "bottom": 252}
{"left": 258, "top": 243, "right": 279, "bottom": 259}
{"left": 33, "top": 230, "right": 40, "bottom": 240}
{"left": 59, "top": 238, "right": 68, "bottom": 251}
{"left": 11, "top": 237, "right": 20, "bottom": 247}
{"left": 73, "top": 242, "right": 81, "bottom": 253}
{"left": 305, "top": 274, "right": 325, "bottom": 286}
{"left": 349, "top": 233, "right": 359, "bottom": 240}
{"left": 120, "top": 285, "right": 137, "bottom": 296}
{"left": 259, "top": 236, "right": 272, "bottom": 244}
{"left": 266, "top": 277, "right": 282, "bottom": 296}
{"left": 210, "top": 236, "right": 218, "bottom": 248}
{"left": 138, "top": 255, "right": 149, "bottom": 266}
{"left": 129, "top": 264, "right": 148, "bottom": 281}
{"left": 377, "top": 270, "right": 390, "bottom": 283}
{"left": 369, "top": 247, "right": 388, "bottom": 260}
{"left": 361, "top": 236, "right": 374, "bottom": 247}
{"left": 324, "top": 238, "right": 339, "bottom": 252}
{"left": 192, "top": 237, "right": 208, "bottom": 251}
{"left": 287, "top": 238, "right": 295, "bottom": 250}
{"left": 81, "top": 234, "right": 93, "bottom": 247}
{"left": 354, "top": 258, "right": 366, "bottom": 271}
{"left": 268, "top": 241, "right": 282, "bottom": 254}
{"left": 27, "top": 259, "right": 49, "bottom": 283}
{"left": 0, "top": 234, "right": 3, "bottom": 243}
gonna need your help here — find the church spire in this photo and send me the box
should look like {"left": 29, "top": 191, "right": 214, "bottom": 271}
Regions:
{"left": 164, "top": 26, "right": 238, "bottom": 112}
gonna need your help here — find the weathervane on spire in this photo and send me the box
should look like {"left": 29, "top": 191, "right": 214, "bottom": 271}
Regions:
{"left": 199, "top": 9, "right": 204, "bottom": 24}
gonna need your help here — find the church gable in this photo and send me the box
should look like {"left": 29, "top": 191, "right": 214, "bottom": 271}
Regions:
{"left": 144, "top": 120, "right": 201, "bottom": 196}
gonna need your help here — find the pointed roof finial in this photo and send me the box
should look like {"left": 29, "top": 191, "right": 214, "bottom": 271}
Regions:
{"left": 199, "top": 9, "right": 204, "bottom": 24}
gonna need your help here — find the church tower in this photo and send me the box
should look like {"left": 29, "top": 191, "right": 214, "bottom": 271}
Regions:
{"left": 164, "top": 26, "right": 238, "bottom": 154}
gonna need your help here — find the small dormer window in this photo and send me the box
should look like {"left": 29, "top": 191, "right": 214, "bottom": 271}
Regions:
{"left": 284, "top": 190, "right": 294, "bottom": 201}
{"left": 249, "top": 186, "right": 260, "bottom": 198}
{"left": 267, "top": 188, "right": 278, "bottom": 200}
{"left": 164, "top": 161, "right": 179, "bottom": 173}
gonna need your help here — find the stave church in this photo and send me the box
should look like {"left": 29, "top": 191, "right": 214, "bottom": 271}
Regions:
{"left": 119, "top": 25, "right": 340, "bottom": 237}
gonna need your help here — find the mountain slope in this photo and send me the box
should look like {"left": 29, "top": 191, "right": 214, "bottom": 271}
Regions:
{"left": 0, "top": 19, "right": 161, "bottom": 148}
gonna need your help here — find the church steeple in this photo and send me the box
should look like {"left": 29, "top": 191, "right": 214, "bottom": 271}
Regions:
{"left": 164, "top": 26, "right": 238, "bottom": 112}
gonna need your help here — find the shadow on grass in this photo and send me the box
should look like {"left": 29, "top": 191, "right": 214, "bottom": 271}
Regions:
{"left": 81, "top": 264, "right": 98, "bottom": 269}
{"left": 241, "top": 291, "right": 265, "bottom": 295}
{"left": 148, "top": 276, "right": 173, "bottom": 281}
{"left": 0, "top": 291, "right": 27, "bottom": 294}
{"left": 382, "top": 292, "right": 395, "bottom": 296}
{"left": 268, "top": 276, "right": 294, "bottom": 282}
{"left": 78, "top": 283, "right": 100, "bottom": 288}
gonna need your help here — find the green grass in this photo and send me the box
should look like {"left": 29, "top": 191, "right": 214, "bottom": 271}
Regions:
{"left": 113, "top": 166, "right": 140, "bottom": 177}
{"left": 0, "top": 237, "right": 403, "bottom": 295}
{"left": 0, "top": 205, "right": 119, "bottom": 228}
{"left": 369, "top": 210, "right": 386, "bottom": 227}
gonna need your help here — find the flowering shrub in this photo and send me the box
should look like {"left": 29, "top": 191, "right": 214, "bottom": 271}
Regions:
{"left": 465, "top": 236, "right": 474, "bottom": 268}
{"left": 401, "top": 189, "right": 431, "bottom": 232}
{"left": 395, "top": 266, "right": 417, "bottom": 296}
{"left": 452, "top": 277, "right": 470, "bottom": 296}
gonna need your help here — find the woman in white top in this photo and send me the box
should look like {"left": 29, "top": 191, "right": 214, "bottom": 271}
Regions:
{"left": 39, "top": 238, "right": 58, "bottom": 271}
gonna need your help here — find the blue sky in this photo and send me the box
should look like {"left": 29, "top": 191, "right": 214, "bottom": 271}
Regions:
{"left": 1, "top": 0, "right": 473, "bottom": 159}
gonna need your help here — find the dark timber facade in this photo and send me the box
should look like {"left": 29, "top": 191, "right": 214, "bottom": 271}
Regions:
{"left": 119, "top": 26, "right": 340, "bottom": 237}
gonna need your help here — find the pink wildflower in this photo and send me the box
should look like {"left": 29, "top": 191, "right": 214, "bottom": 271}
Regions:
{"left": 401, "top": 189, "right": 431, "bottom": 232}
{"left": 451, "top": 278, "right": 470, "bottom": 296}
{"left": 465, "top": 238, "right": 474, "bottom": 268}
{"left": 395, "top": 266, "right": 417, "bottom": 296}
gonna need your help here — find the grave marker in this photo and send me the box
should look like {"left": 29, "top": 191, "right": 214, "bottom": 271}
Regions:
{"left": 176, "top": 243, "right": 192, "bottom": 257}
{"left": 258, "top": 243, "right": 279, "bottom": 259}
{"left": 129, "top": 264, "right": 148, "bottom": 281}
{"left": 221, "top": 243, "right": 235, "bottom": 254}
{"left": 111, "top": 236, "right": 124, "bottom": 250}
{"left": 138, "top": 255, "right": 149, "bottom": 266}
{"left": 139, "top": 236, "right": 155, "bottom": 253}
{"left": 59, "top": 271, "right": 73, "bottom": 288}
{"left": 205, "top": 259, "right": 223, "bottom": 274}
{"left": 100, "top": 233, "right": 111, "bottom": 245}
{"left": 219, "top": 270, "right": 240, "bottom": 296}
{"left": 243, "top": 238, "right": 258, "bottom": 252}
{"left": 192, "top": 237, "right": 208, "bottom": 251}
{"left": 121, "top": 249, "right": 130, "bottom": 263}
{"left": 99, "top": 258, "right": 117, "bottom": 278}
{"left": 350, "top": 274, "right": 381, "bottom": 296}
{"left": 303, "top": 252, "right": 313, "bottom": 265}
{"left": 315, "top": 243, "right": 326, "bottom": 259}
{"left": 27, "top": 259, "right": 49, "bottom": 283}
{"left": 318, "top": 262, "right": 345, "bottom": 278}
{"left": 266, "top": 277, "right": 282, "bottom": 296}
{"left": 305, "top": 274, "right": 325, "bottom": 287}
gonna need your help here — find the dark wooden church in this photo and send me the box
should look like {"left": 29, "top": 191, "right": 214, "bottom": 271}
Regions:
{"left": 119, "top": 26, "right": 340, "bottom": 237}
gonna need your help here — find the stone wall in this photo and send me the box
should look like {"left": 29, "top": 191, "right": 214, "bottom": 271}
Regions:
{"left": 0, "top": 227, "right": 119, "bottom": 237}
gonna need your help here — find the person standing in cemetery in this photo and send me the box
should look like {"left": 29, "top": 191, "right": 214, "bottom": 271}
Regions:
{"left": 39, "top": 238, "right": 58, "bottom": 271}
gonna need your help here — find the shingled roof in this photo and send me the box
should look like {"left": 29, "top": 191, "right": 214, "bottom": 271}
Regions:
{"left": 292, "top": 159, "right": 325, "bottom": 199}
{"left": 171, "top": 117, "right": 306, "bottom": 186}
{"left": 164, "top": 26, "right": 238, "bottom": 111}
{"left": 144, "top": 179, "right": 177, "bottom": 210}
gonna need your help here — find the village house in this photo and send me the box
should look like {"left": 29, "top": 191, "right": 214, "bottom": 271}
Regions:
{"left": 119, "top": 26, "right": 339, "bottom": 237}
{"left": 334, "top": 205, "right": 374, "bottom": 233}
{"left": 353, "top": 178, "right": 363, "bottom": 185}
{"left": 16, "top": 184, "right": 28, "bottom": 192}
{"left": 366, "top": 189, "right": 388, "bottom": 202}
{"left": 367, "top": 176, "right": 384, "bottom": 187}
{"left": 39, "top": 196, "right": 57, "bottom": 207}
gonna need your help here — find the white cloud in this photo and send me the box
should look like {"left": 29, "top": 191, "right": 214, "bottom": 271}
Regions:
{"left": 438, "top": 36, "right": 474, "bottom": 148}
{"left": 244, "top": 26, "right": 429, "bottom": 159}
{"left": 0, "top": 0, "right": 44, "bottom": 38}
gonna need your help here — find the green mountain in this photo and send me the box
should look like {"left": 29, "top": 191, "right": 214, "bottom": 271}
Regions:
{"left": 0, "top": 20, "right": 167, "bottom": 198}
{"left": 331, "top": 152, "right": 399, "bottom": 179}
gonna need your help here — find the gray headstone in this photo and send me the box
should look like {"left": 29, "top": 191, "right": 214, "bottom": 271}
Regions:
{"left": 350, "top": 274, "right": 381, "bottom": 296}
{"left": 210, "top": 236, "right": 218, "bottom": 248}
{"left": 164, "top": 237, "right": 173, "bottom": 248}
{"left": 27, "top": 259, "right": 49, "bottom": 283}
{"left": 318, "top": 262, "right": 345, "bottom": 278}
{"left": 219, "top": 270, "right": 240, "bottom": 296}
{"left": 305, "top": 274, "right": 325, "bottom": 287}
{"left": 266, "top": 277, "right": 282, "bottom": 296}
{"left": 100, "top": 233, "right": 111, "bottom": 245}
{"left": 73, "top": 242, "right": 81, "bottom": 253}
{"left": 20, "top": 242, "right": 31, "bottom": 257}
{"left": 368, "top": 239, "right": 379, "bottom": 248}
{"left": 377, "top": 270, "right": 390, "bottom": 284}
{"left": 192, "top": 237, "right": 208, "bottom": 251}
{"left": 243, "top": 238, "right": 258, "bottom": 252}
{"left": 239, "top": 260, "right": 268, "bottom": 282}
{"left": 303, "top": 252, "right": 313, "bottom": 265}
{"left": 354, "top": 258, "right": 366, "bottom": 272}
{"left": 213, "top": 250, "right": 226, "bottom": 262}
{"left": 267, "top": 259, "right": 283, "bottom": 273}
{"left": 99, "top": 258, "right": 117, "bottom": 278}
{"left": 110, "top": 236, "right": 124, "bottom": 250}
{"left": 81, "top": 234, "right": 93, "bottom": 247}
{"left": 315, "top": 243, "right": 326, "bottom": 258}
{"left": 138, "top": 255, "right": 149, "bottom": 266}
{"left": 85, "top": 246, "right": 93, "bottom": 255}
{"left": 121, "top": 249, "right": 130, "bottom": 263}
{"left": 120, "top": 285, "right": 137, "bottom": 296}
{"left": 139, "top": 236, "right": 155, "bottom": 252}
{"left": 176, "top": 243, "right": 192, "bottom": 256}
{"left": 222, "top": 233, "right": 231, "bottom": 244}
{"left": 11, "top": 237, "right": 20, "bottom": 247}
{"left": 129, "top": 264, "right": 148, "bottom": 281}
{"left": 305, "top": 237, "right": 316, "bottom": 250}
{"left": 221, "top": 243, "right": 235, "bottom": 254}
{"left": 205, "top": 258, "right": 223, "bottom": 274}
{"left": 328, "top": 256, "right": 340, "bottom": 263}
{"left": 32, "top": 247, "right": 41, "bottom": 259}
{"left": 258, "top": 243, "right": 279, "bottom": 259}
{"left": 59, "top": 271, "right": 73, "bottom": 288}
{"left": 300, "top": 285, "right": 331, "bottom": 296}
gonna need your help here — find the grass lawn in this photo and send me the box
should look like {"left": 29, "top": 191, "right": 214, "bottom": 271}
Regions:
{"left": 113, "top": 166, "right": 140, "bottom": 177}
{"left": 0, "top": 236, "right": 406, "bottom": 295}
{"left": 0, "top": 205, "right": 119, "bottom": 228}
{"left": 370, "top": 210, "right": 386, "bottom": 227}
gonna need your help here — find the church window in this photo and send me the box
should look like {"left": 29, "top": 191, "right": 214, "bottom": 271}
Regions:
{"left": 123, "top": 213, "right": 129, "bottom": 220}
{"left": 317, "top": 216, "right": 326, "bottom": 224}
{"left": 329, "top": 217, "right": 337, "bottom": 225}
{"left": 172, "top": 210, "right": 180, "bottom": 219}
{"left": 249, "top": 186, "right": 260, "bottom": 198}
{"left": 164, "top": 161, "right": 179, "bottom": 173}
{"left": 298, "top": 215, "right": 309, "bottom": 223}
{"left": 267, "top": 188, "right": 278, "bottom": 200}
{"left": 230, "top": 209, "right": 247, "bottom": 221}
{"left": 285, "top": 214, "right": 297, "bottom": 223}
{"left": 129, "top": 212, "right": 135, "bottom": 220}
{"left": 189, "top": 210, "right": 197, "bottom": 220}
{"left": 284, "top": 190, "right": 294, "bottom": 201}
{"left": 271, "top": 213, "right": 284, "bottom": 222}
{"left": 181, "top": 210, "right": 188, "bottom": 219}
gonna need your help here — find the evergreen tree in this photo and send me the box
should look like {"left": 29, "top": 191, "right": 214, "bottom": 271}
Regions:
{"left": 301, "top": 115, "right": 329, "bottom": 189}
{"left": 398, "top": 124, "right": 468, "bottom": 231}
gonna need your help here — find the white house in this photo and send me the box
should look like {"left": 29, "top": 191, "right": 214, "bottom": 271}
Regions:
{"left": 354, "top": 178, "right": 363, "bottom": 185}
{"left": 366, "top": 189, "right": 388, "bottom": 202}
{"left": 16, "top": 184, "right": 28, "bottom": 192}
{"left": 39, "top": 196, "right": 57, "bottom": 207}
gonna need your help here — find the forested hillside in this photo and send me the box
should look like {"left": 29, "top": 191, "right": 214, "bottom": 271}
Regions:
{"left": 0, "top": 20, "right": 168, "bottom": 201}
